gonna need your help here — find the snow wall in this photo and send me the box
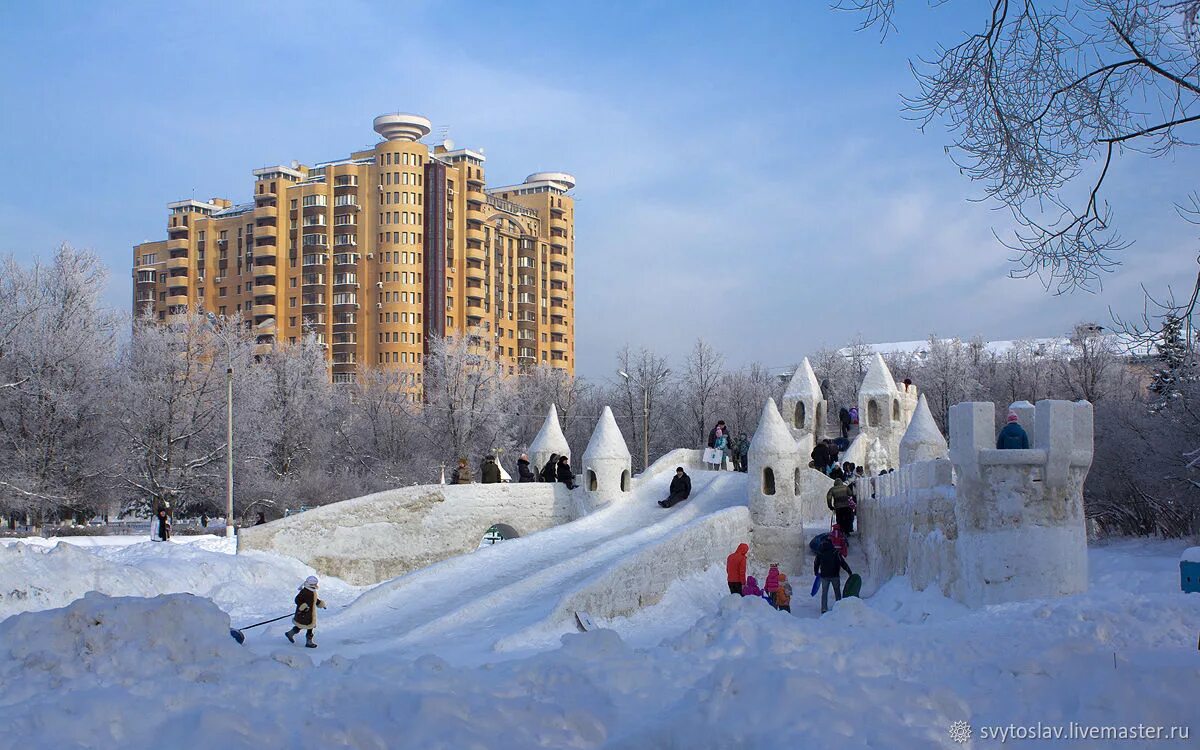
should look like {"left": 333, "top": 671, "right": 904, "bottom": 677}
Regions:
{"left": 858, "top": 399, "right": 1093, "bottom": 607}
{"left": 238, "top": 483, "right": 577, "bottom": 585}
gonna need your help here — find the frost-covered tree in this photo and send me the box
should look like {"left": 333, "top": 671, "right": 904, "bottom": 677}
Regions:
{"left": 238, "top": 335, "right": 340, "bottom": 517}
{"left": 919, "top": 335, "right": 984, "bottom": 432}
{"left": 613, "top": 345, "right": 673, "bottom": 470}
{"left": 114, "top": 311, "right": 254, "bottom": 517}
{"left": 421, "top": 334, "right": 513, "bottom": 468}
{"left": 0, "top": 246, "right": 120, "bottom": 526}
{"left": 675, "top": 339, "right": 725, "bottom": 445}
{"left": 1056, "top": 323, "right": 1122, "bottom": 403}
{"left": 717, "top": 362, "right": 780, "bottom": 440}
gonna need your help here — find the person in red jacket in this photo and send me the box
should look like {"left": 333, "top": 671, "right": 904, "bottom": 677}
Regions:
{"left": 726, "top": 543, "right": 749, "bottom": 595}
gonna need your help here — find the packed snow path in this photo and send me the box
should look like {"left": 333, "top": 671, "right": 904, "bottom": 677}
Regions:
{"left": 316, "top": 470, "right": 747, "bottom": 663}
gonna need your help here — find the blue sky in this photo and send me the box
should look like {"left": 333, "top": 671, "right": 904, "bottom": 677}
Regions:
{"left": 1, "top": 1, "right": 1195, "bottom": 379}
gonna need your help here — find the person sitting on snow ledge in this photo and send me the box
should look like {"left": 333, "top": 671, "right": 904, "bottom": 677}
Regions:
{"left": 659, "top": 467, "right": 691, "bottom": 508}
{"left": 285, "top": 576, "right": 326, "bottom": 648}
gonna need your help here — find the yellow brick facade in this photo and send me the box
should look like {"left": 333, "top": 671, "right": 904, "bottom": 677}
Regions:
{"left": 133, "top": 113, "right": 576, "bottom": 385}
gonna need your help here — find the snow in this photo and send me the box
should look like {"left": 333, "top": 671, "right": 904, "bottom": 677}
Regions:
{"left": 859, "top": 352, "right": 898, "bottom": 395}
{"left": 582, "top": 405, "right": 630, "bottom": 461}
{"left": 783, "top": 356, "right": 821, "bottom": 400}
{"left": 0, "top": 538, "right": 1196, "bottom": 749}
{"left": 529, "top": 402, "right": 571, "bottom": 461}
{"left": 747, "top": 397, "right": 795, "bottom": 459}
{"left": 1181, "top": 546, "right": 1200, "bottom": 564}
{"left": 0, "top": 535, "right": 362, "bottom": 626}
{"left": 899, "top": 394, "right": 948, "bottom": 465}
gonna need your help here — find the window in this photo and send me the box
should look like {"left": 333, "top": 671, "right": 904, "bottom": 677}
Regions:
{"left": 334, "top": 194, "right": 357, "bottom": 207}
{"left": 219, "top": 287, "right": 228, "bottom": 297}
{"left": 794, "top": 402, "right": 806, "bottom": 429}
{"left": 302, "top": 234, "right": 328, "bottom": 246}
{"left": 302, "top": 195, "right": 327, "bottom": 207}
{"left": 762, "top": 468, "right": 776, "bottom": 496}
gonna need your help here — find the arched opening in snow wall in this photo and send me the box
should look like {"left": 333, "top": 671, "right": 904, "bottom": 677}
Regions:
{"left": 868, "top": 399, "right": 879, "bottom": 427}
{"left": 762, "top": 467, "right": 776, "bottom": 496}
{"left": 620, "top": 469, "right": 631, "bottom": 492}
{"left": 893, "top": 399, "right": 900, "bottom": 422}
{"left": 794, "top": 402, "right": 806, "bottom": 429}
{"left": 479, "top": 523, "right": 520, "bottom": 547}
{"left": 586, "top": 469, "right": 597, "bottom": 491}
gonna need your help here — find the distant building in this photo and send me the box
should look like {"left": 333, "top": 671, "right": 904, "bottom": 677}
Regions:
{"left": 133, "top": 113, "right": 576, "bottom": 389}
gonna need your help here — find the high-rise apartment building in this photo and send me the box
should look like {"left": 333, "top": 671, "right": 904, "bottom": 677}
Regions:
{"left": 133, "top": 113, "right": 576, "bottom": 385}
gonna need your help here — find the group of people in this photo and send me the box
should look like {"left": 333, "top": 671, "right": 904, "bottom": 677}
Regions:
{"left": 725, "top": 535, "right": 856, "bottom": 616}
{"left": 706, "top": 421, "right": 750, "bottom": 472}
{"left": 450, "top": 453, "right": 577, "bottom": 490}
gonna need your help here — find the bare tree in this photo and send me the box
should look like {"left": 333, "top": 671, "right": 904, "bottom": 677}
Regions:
{"left": 676, "top": 339, "right": 726, "bottom": 445}
{"left": 1056, "top": 322, "right": 1122, "bottom": 402}
{"left": 613, "top": 345, "right": 672, "bottom": 470}
{"left": 843, "top": 0, "right": 1200, "bottom": 293}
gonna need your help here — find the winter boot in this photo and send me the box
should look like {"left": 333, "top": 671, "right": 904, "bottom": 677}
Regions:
{"left": 305, "top": 633, "right": 317, "bottom": 649}
{"left": 285, "top": 627, "right": 298, "bottom": 644}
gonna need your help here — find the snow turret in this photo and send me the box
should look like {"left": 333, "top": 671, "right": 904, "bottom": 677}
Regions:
{"left": 581, "top": 406, "right": 632, "bottom": 500}
{"left": 857, "top": 354, "right": 906, "bottom": 468}
{"left": 781, "top": 357, "right": 826, "bottom": 446}
{"left": 899, "top": 395, "right": 948, "bottom": 466}
{"left": 529, "top": 404, "right": 570, "bottom": 477}
{"left": 746, "top": 398, "right": 817, "bottom": 573}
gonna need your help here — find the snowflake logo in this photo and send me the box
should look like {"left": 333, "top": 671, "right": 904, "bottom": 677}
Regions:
{"left": 948, "top": 720, "right": 973, "bottom": 744}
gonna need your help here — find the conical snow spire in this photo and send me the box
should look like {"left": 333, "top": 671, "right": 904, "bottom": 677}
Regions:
{"left": 784, "top": 357, "right": 822, "bottom": 400}
{"left": 583, "top": 406, "right": 630, "bottom": 461}
{"left": 899, "top": 394, "right": 948, "bottom": 465}
{"left": 529, "top": 403, "right": 570, "bottom": 459}
{"left": 860, "top": 353, "right": 898, "bottom": 395}
{"left": 749, "top": 398, "right": 796, "bottom": 460}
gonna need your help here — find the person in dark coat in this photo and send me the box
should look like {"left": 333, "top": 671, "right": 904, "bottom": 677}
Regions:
{"left": 659, "top": 467, "right": 692, "bottom": 508}
{"left": 255, "top": 511, "right": 266, "bottom": 525}
{"left": 827, "top": 469, "right": 854, "bottom": 535}
{"left": 556, "top": 455, "right": 576, "bottom": 489}
{"left": 810, "top": 441, "right": 830, "bottom": 472}
{"left": 517, "top": 454, "right": 535, "bottom": 482}
{"left": 839, "top": 407, "right": 852, "bottom": 439}
{"left": 450, "top": 457, "right": 473, "bottom": 484}
{"left": 996, "top": 412, "right": 1030, "bottom": 449}
{"left": 814, "top": 538, "right": 853, "bottom": 614}
{"left": 540, "top": 454, "right": 559, "bottom": 482}
{"left": 155, "top": 507, "right": 170, "bottom": 541}
{"left": 480, "top": 455, "right": 502, "bottom": 484}
{"left": 285, "top": 575, "right": 326, "bottom": 648}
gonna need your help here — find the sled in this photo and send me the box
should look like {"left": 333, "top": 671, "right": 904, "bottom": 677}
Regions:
{"left": 810, "top": 575, "right": 821, "bottom": 597}
{"left": 574, "top": 611, "right": 597, "bottom": 632}
{"left": 844, "top": 573, "right": 863, "bottom": 598}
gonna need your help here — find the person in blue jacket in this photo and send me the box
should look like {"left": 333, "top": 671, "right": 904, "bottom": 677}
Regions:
{"left": 996, "top": 411, "right": 1030, "bottom": 449}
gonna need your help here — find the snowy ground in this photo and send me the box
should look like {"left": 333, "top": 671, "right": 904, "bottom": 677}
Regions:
{"left": 1, "top": 527, "right": 1196, "bottom": 749}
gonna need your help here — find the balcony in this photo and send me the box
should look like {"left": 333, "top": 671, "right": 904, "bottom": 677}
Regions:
{"left": 550, "top": 236, "right": 568, "bottom": 250}
{"left": 165, "top": 238, "right": 188, "bottom": 252}
{"left": 255, "top": 245, "right": 278, "bottom": 260}
{"left": 253, "top": 343, "right": 273, "bottom": 357}
{"left": 302, "top": 274, "right": 325, "bottom": 287}
{"left": 333, "top": 253, "right": 359, "bottom": 267}
{"left": 253, "top": 268, "right": 276, "bottom": 282}
{"left": 252, "top": 304, "right": 276, "bottom": 318}
{"left": 550, "top": 266, "right": 569, "bottom": 283}
{"left": 165, "top": 256, "right": 189, "bottom": 270}
{"left": 256, "top": 224, "right": 278, "bottom": 239}
{"left": 255, "top": 190, "right": 277, "bottom": 202}
{"left": 465, "top": 227, "right": 484, "bottom": 244}
{"left": 255, "top": 205, "right": 277, "bottom": 219}
{"left": 302, "top": 296, "right": 326, "bottom": 308}
{"left": 465, "top": 298, "right": 486, "bottom": 317}
{"left": 302, "top": 254, "right": 328, "bottom": 267}
{"left": 168, "top": 223, "right": 189, "bottom": 235}
{"left": 253, "top": 284, "right": 277, "bottom": 297}
{"left": 165, "top": 294, "right": 189, "bottom": 307}
{"left": 550, "top": 216, "right": 567, "bottom": 231}
{"left": 465, "top": 265, "right": 485, "bottom": 281}
{"left": 550, "top": 320, "right": 569, "bottom": 336}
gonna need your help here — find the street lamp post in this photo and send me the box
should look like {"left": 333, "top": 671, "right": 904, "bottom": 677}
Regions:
{"left": 208, "top": 313, "right": 235, "bottom": 539}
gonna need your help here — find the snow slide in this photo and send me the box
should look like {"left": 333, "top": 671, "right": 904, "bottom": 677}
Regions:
{"left": 323, "top": 470, "right": 750, "bottom": 663}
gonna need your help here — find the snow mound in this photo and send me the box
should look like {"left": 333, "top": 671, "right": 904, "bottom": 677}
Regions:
{"left": 0, "top": 592, "right": 239, "bottom": 687}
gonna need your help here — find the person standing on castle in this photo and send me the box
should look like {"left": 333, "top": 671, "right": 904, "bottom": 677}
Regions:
{"left": 556, "top": 455, "right": 577, "bottom": 490}
{"left": 734, "top": 432, "right": 750, "bottom": 472}
{"left": 814, "top": 537, "right": 853, "bottom": 614}
{"left": 516, "top": 454, "right": 535, "bottom": 482}
{"left": 996, "top": 411, "right": 1030, "bottom": 449}
{"left": 839, "top": 406, "right": 852, "bottom": 439}
{"left": 480, "top": 454, "right": 502, "bottom": 484}
{"left": 540, "top": 454, "right": 559, "bottom": 482}
{"left": 707, "top": 420, "right": 730, "bottom": 469}
{"left": 827, "top": 469, "right": 855, "bottom": 534}
{"left": 451, "top": 458, "right": 473, "bottom": 484}
{"left": 726, "top": 543, "right": 749, "bottom": 595}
